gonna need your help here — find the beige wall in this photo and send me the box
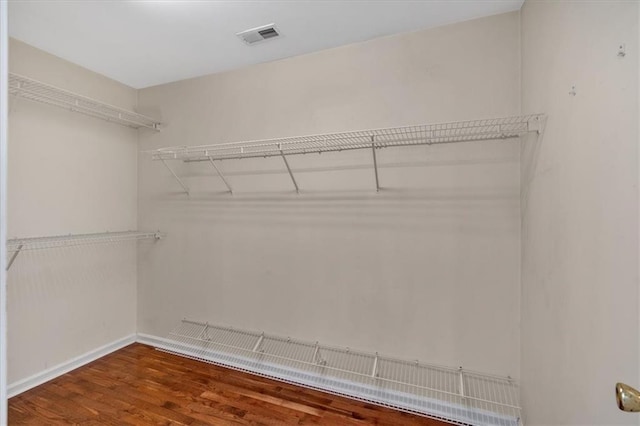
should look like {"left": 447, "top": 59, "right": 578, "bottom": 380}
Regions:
{"left": 138, "top": 12, "right": 522, "bottom": 377}
{"left": 7, "top": 39, "right": 138, "bottom": 384}
{"left": 520, "top": 1, "right": 639, "bottom": 425}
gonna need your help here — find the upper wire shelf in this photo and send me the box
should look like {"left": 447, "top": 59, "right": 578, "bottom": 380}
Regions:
{"left": 151, "top": 114, "right": 544, "bottom": 162}
{"left": 148, "top": 114, "right": 545, "bottom": 195}
{"left": 9, "top": 73, "right": 161, "bottom": 130}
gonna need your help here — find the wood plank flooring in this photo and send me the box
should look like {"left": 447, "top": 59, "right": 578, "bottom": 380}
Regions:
{"left": 9, "top": 343, "right": 451, "bottom": 425}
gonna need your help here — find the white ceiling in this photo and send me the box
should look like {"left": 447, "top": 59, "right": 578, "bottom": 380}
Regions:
{"left": 8, "top": 0, "right": 524, "bottom": 89}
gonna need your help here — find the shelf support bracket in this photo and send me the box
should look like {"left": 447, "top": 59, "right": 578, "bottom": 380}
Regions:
{"left": 198, "top": 323, "right": 210, "bottom": 341}
{"left": 527, "top": 115, "right": 546, "bottom": 135}
{"left": 371, "top": 352, "right": 379, "bottom": 377}
{"left": 6, "top": 244, "right": 23, "bottom": 272}
{"left": 313, "top": 341, "right": 326, "bottom": 365}
{"left": 208, "top": 157, "right": 233, "bottom": 194}
{"left": 459, "top": 367, "right": 465, "bottom": 397}
{"left": 252, "top": 333, "right": 264, "bottom": 352}
{"left": 371, "top": 137, "right": 380, "bottom": 192}
{"left": 161, "top": 159, "right": 190, "bottom": 195}
{"left": 279, "top": 145, "right": 299, "bottom": 193}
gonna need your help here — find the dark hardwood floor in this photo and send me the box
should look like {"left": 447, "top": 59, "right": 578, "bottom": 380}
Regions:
{"left": 9, "top": 343, "right": 450, "bottom": 425}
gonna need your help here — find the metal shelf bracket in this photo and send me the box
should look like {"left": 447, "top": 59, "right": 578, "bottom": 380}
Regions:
{"left": 161, "top": 159, "right": 190, "bottom": 195}
{"left": 527, "top": 115, "right": 546, "bottom": 134}
{"left": 208, "top": 157, "right": 233, "bottom": 194}
{"left": 371, "top": 136, "right": 380, "bottom": 192}
{"left": 253, "top": 333, "right": 265, "bottom": 352}
{"left": 313, "top": 341, "right": 326, "bottom": 365}
{"left": 6, "top": 244, "right": 22, "bottom": 272}
{"left": 372, "top": 352, "right": 379, "bottom": 377}
{"left": 279, "top": 144, "right": 299, "bottom": 193}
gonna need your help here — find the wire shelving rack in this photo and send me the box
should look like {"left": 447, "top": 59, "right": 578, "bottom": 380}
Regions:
{"left": 149, "top": 114, "right": 544, "bottom": 194}
{"left": 9, "top": 73, "right": 161, "bottom": 130}
{"left": 159, "top": 319, "right": 522, "bottom": 426}
{"left": 6, "top": 230, "right": 164, "bottom": 271}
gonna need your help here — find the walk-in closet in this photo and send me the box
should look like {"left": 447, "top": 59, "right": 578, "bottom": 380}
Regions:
{"left": 0, "top": 1, "right": 638, "bottom": 425}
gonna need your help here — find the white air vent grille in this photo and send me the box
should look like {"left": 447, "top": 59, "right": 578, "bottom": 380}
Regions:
{"left": 237, "top": 24, "right": 281, "bottom": 45}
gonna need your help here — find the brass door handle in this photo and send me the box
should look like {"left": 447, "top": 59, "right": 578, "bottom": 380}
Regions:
{"left": 616, "top": 383, "right": 640, "bottom": 412}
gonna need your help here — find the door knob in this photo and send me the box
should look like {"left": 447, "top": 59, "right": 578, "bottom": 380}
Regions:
{"left": 616, "top": 383, "right": 640, "bottom": 412}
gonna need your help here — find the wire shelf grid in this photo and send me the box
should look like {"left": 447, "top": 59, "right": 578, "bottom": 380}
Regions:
{"left": 6, "top": 230, "right": 164, "bottom": 252}
{"left": 150, "top": 114, "right": 544, "bottom": 162}
{"left": 160, "top": 319, "right": 522, "bottom": 426}
{"left": 9, "top": 73, "right": 161, "bottom": 130}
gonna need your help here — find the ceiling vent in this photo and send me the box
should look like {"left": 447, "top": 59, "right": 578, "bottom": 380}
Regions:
{"left": 236, "top": 24, "right": 281, "bottom": 45}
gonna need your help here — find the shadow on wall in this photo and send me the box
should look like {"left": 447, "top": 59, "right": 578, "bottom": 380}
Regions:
{"left": 7, "top": 243, "right": 137, "bottom": 293}
{"left": 146, "top": 150, "right": 520, "bottom": 232}
{"left": 144, "top": 140, "right": 520, "bottom": 200}
{"left": 151, "top": 187, "right": 518, "bottom": 233}
{"left": 178, "top": 156, "right": 520, "bottom": 178}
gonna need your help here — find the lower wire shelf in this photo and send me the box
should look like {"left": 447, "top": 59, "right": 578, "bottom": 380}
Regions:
{"left": 157, "top": 319, "right": 521, "bottom": 426}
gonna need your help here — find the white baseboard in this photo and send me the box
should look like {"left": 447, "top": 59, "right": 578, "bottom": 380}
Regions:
{"left": 136, "top": 332, "right": 174, "bottom": 348}
{"left": 7, "top": 334, "right": 136, "bottom": 398}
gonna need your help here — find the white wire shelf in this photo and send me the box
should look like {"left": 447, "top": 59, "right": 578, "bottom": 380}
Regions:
{"left": 9, "top": 73, "right": 161, "bottom": 130}
{"left": 5, "top": 230, "right": 164, "bottom": 271}
{"left": 148, "top": 114, "right": 545, "bottom": 194}
{"left": 159, "top": 319, "right": 522, "bottom": 426}
{"left": 6, "top": 230, "right": 163, "bottom": 251}
{"left": 152, "top": 114, "right": 543, "bottom": 162}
